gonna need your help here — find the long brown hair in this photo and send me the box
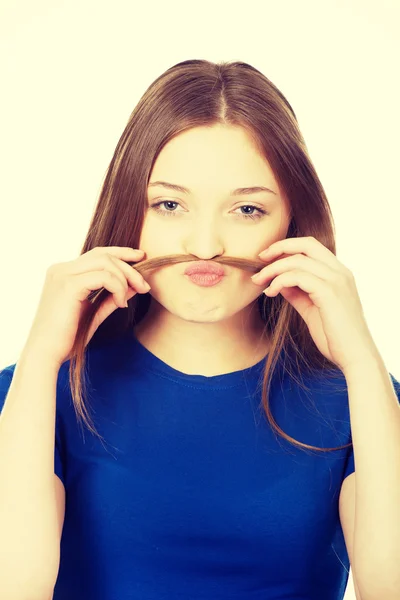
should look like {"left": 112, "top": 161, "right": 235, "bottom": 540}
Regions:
{"left": 66, "top": 59, "right": 352, "bottom": 455}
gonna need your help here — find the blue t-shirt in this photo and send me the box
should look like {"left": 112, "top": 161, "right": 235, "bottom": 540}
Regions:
{"left": 1, "top": 330, "right": 399, "bottom": 600}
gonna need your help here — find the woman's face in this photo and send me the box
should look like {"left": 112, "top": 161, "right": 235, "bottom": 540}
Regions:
{"left": 138, "top": 123, "right": 291, "bottom": 326}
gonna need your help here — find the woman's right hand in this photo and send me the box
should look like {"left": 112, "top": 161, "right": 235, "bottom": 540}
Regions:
{"left": 23, "top": 246, "right": 151, "bottom": 367}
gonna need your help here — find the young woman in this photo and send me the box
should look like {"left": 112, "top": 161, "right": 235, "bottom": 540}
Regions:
{"left": 1, "top": 59, "right": 399, "bottom": 600}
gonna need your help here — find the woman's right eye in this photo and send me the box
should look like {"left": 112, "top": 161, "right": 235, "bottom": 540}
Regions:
{"left": 150, "top": 201, "right": 181, "bottom": 217}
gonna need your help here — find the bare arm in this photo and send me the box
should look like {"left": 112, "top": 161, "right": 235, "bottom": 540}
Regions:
{"left": 0, "top": 344, "right": 62, "bottom": 600}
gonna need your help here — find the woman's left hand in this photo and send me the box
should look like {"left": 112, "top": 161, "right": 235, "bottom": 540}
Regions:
{"left": 251, "top": 236, "right": 379, "bottom": 373}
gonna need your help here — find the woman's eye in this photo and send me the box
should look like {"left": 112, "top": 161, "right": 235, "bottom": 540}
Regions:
{"left": 149, "top": 201, "right": 269, "bottom": 221}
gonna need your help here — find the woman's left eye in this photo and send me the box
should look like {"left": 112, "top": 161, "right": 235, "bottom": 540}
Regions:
{"left": 149, "top": 201, "right": 269, "bottom": 221}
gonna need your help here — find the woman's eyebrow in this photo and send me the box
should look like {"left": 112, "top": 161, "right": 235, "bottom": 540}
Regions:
{"left": 148, "top": 180, "right": 277, "bottom": 196}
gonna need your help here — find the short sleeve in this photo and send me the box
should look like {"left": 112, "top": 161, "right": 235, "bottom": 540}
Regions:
{"left": 343, "top": 445, "right": 355, "bottom": 481}
{"left": 0, "top": 364, "right": 65, "bottom": 486}
{"left": 343, "top": 371, "right": 400, "bottom": 481}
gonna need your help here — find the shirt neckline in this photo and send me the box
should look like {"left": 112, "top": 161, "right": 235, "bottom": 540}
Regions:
{"left": 119, "top": 328, "right": 270, "bottom": 388}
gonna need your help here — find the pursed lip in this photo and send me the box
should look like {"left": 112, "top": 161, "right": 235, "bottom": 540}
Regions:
{"left": 184, "top": 261, "right": 225, "bottom": 276}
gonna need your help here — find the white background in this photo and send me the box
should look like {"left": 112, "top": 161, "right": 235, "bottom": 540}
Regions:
{"left": 1, "top": 1, "right": 399, "bottom": 597}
